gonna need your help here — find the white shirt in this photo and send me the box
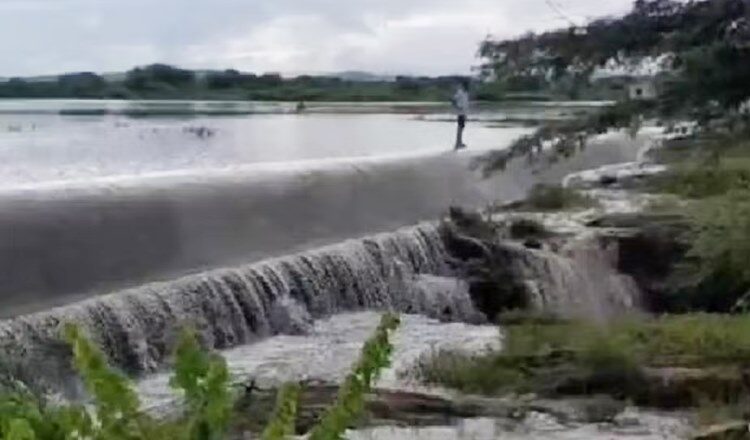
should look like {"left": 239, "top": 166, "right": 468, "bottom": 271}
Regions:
{"left": 453, "top": 88, "right": 470, "bottom": 116}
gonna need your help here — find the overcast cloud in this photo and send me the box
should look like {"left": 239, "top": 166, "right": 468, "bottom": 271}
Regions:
{"left": 0, "top": 0, "right": 634, "bottom": 77}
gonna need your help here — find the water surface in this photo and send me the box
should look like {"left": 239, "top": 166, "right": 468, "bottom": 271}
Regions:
{"left": 0, "top": 99, "right": 605, "bottom": 187}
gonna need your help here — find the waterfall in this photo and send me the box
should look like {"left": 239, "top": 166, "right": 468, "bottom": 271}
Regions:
{"left": 0, "top": 223, "right": 479, "bottom": 392}
{"left": 0, "top": 219, "right": 645, "bottom": 396}
{"left": 496, "top": 237, "right": 642, "bottom": 321}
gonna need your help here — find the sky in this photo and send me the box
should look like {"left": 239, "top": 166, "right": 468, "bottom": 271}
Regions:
{"left": 0, "top": 0, "right": 635, "bottom": 77}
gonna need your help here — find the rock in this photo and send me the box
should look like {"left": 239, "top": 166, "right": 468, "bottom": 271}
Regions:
{"left": 564, "top": 162, "right": 667, "bottom": 190}
{"left": 587, "top": 212, "right": 690, "bottom": 312}
{"left": 233, "top": 383, "right": 633, "bottom": 435}
{"left": 447, "top": 206, "right": 496, "bottom": 242}
{"left": 600, "top": 174, "right": 618, "bottom": 186}
{"left": 586, "top": 212, "right": 687, "bottom": 229}
{"left": 693, "top": 422, "right": 750, "bottom": 440}
{"left": 639, "top": 367, "right": 749, "bottom": 408}
{"left": 579, "top": 395, "right": 627, "bottom": 423}
{"left": 523, "top": 238, "right": 544, "bottom": 250}
{"left": 269, "top": 297, "right": 314, "bottom": 335}
{"left": 441, "top": 224, "right": 491, "bottom": 261}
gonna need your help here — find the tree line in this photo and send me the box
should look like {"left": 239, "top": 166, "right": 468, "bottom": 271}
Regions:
{"left": 0, "top": 64, "right": 472, "bottom": 102}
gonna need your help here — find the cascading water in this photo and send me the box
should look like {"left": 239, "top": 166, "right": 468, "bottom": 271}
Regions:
{"left": 494, "top": 237, "right": 642, "bottom": 321}
{"left": 0, "top": 215, "right": 644, "bottom": 397}
{"left": 0, "top": 223, "right": 481, "bottom": 393}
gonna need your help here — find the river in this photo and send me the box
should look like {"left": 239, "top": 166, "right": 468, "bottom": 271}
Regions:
{"left": 0, "top": 99, "right": 572, "bottom": 187}
{"left": 0, "top": 99, "right": 643, "bottom": 315}
{"left": 0, "top": 101, "right": 689, "bottom": 438}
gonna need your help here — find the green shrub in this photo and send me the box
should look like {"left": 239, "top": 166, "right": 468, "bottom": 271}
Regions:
{"left": 495, "top": 309, "right": 564, "bottom": 326}
{"left": 507, "top": 217, "right": 548, "bottom": 240}
{"left": 412, "top": 349, "right": 527, "bottom": 395}
{"left": 0, "top": 313, "right": 402, "bottom": 440}
{"left": 170, "top": 328, "right": 233, "bottom": 440}
{"left": 414, "top": 314, "right": 750, "bottom": 400}
{"left": 309, "top": 313, "right": 400, "bottom": 440}
{"left": 655, "top": 159, "right": 750, "bottom": 199}
{"left": 64, "top": 322, "right": 160, "bottom": 439}
{"left": 666, "top": 189, "right": 750, "bottom": 312}
{"left": 261, "top": 383, "right": 300, "bottom": 440}
{"left": 522, "top": 184, "right": 596, "bottom": 211}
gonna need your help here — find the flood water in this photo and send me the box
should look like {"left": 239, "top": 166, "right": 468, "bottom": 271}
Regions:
{"left": 136, "top": 311, "right": 501, "bottom": 414}
{"left": 0, "top": 99, "right": 592, "bottom": 187}
{"left": 135, "top": 312, "right": 689, "bottom": 440}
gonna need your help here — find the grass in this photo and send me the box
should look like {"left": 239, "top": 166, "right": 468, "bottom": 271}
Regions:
{"left": 507, "top": 217, "right": 548, "bottom": 240}
{"left": 653, "top": 158, "right": 750, "bottom": 199}
{"left": 643, "top": 142, "right": 750, "bottom": 312}
{"left": 518, "top": 184, "right": 597, "bottom": 211}
{"left": 413, "top": 314, "right": 750, "bottom": 405}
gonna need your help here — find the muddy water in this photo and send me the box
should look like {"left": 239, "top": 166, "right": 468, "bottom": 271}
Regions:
{"left": 135, "top": 312, "right": 690, "bottom": 440}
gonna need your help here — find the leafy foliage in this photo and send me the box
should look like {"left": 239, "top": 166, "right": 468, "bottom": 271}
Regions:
{"left": 650, "top": 147, "right": 750, "bottom": 312}
{"left": 655, "top": 154, "right": 750, "bottom": 199}
{"left": 476, "top": 100, "right": 654, "bottom": 175}
{"left": 672, "top": 189, "right": 750, "bottom": 312}
{"left": 64, "top": 323, "right": 151, "bottom": 439}
{"left": 479, "top": 0, "right": 750, "bottom": 116}
{"left": 0, "top": 383, "right": 72, "bottom": 440}
{"left": 0, "top": 314, "right": 401, "bottom": 439}
{"left": 170, "top": 328, "right": 233, "bottom": 440}
{"left": 261, "top": 383, "right": 300, "bottom": 440}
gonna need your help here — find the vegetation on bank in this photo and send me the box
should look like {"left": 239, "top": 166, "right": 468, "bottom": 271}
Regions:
{"left": 479, "top": 0, "right": 750, "bottom": 110}
{"left": 0, "top": 313, "right": 401, "bottom": 440}
{"left": 635, "top": 131, "right": 750, "bottom": 314}
{"left": 413, "top": 313, "right": 750, "bottom": 407}
{"left": 516, "top": 184, "right": 597, "bottom": 211}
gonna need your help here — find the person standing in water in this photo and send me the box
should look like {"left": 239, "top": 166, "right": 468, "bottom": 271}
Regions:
{"left": 451, "top": 80, "right": 470, "bottom": 150}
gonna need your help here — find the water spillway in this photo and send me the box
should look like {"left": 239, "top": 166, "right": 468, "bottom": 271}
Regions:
{"left": 0, "top": 224, "right": 479, "bottom": 389}
{"left": 0, "top": 131, "right": 647, "bottom": 317}
{"left": 0, "top": 220, "right": 645, "bottom": 396}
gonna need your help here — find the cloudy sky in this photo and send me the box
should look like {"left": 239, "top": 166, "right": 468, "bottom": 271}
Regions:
{"left": 0, "top": 0, "right": 635, "bottom": 77}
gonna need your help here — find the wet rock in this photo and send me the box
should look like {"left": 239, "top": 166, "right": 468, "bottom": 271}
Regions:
{"left": 600, "top": 174, "right": 618, "bottom": 186}
{"left": 447, "top": 206, "right": 496, "bottom": 242}
{"left": 564, "top": 162, "right": 667, "bottom": 190}
{"left": 441, "top": 225, "right": 491, "bottom": 261}
{"left": 523, "top": 238, "right": 544, "bottom": 249}
{"left": 587, "top": 212, "right": 687, "bottom": 229}
{"left": 442, "top": 212, "right": 643, "bottom": 322}
{"left": 587, "top": 212, "right": 691, "bottom": 312}
{"left": 579, "top": 395, "right": 628, "bottom": 423}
